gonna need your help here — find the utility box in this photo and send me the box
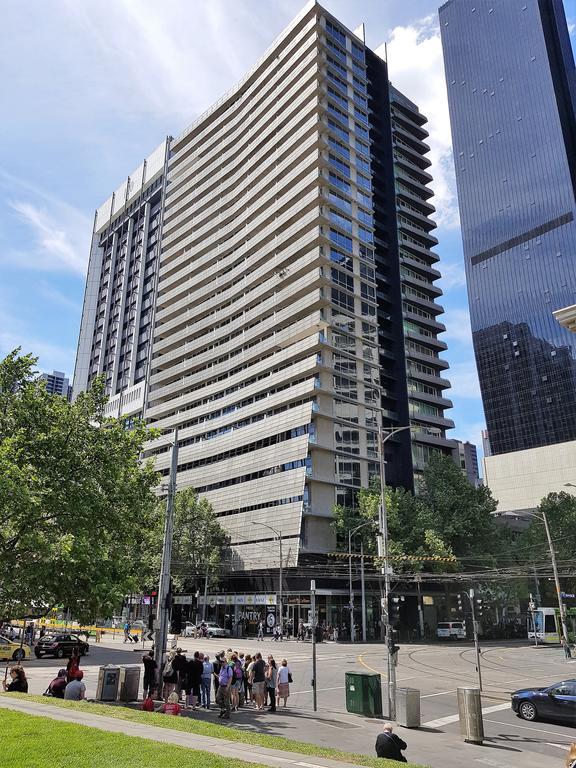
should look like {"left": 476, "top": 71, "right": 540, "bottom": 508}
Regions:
{"left": 96, "top": 665, "right": 120, "bottom": 702}
{"left": 345, "top": 672, "right": 383, "bottom": 717}
{"left": 457, "top": 687, "right": 484, "bottom": 744}
{"left": 118, "top": 665, "right": 141, "bottom": 701}
{"left": 396, "top": 688, "right": 420, "bottom": 728}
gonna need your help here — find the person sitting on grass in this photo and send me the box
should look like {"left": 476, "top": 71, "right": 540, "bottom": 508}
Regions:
{"left": 64, "top": 670, "right": 86, "bottom": 701}
{"left": 2, "top": 665, "right": 28, "bottom": 693}
{"left": 47, "top": 668, "right": 68, "bottom": 698}
{"left": 159, "top": 691, "right": 181, "bottom": 716}
{"left": 375, "top": 722, "right": 407, "bottom": 763}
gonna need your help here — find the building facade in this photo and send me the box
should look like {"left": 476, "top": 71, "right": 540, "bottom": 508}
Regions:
{"left": 73, "top": 141, "right": 168, "bottom": 419}
{"left": 142, "top": 3, "right": 454, "bottom": 570}
{"left": 440, "top": 0, "right": 576, "bottom": 456}
{"left": 40, "top": 370, "right": 72, "bottom": 401}
{"left": 451, "top": 439, "right": 480, "bottom": 487}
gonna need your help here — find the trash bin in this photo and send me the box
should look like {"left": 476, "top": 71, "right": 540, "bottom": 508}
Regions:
{"left": 345, "top": 672, "right": 383, "bottom": 717}
{"left": 457, "top": 687, "right": 484, "bottom": 744}
{"left": 396, "top": 687, "right": 420, "bottom": 728}
{"left": 96, "top": 665, "right": 121, "bottom": 701}
{"left": 118, "top": 665, "right": 141, "bottom": 701}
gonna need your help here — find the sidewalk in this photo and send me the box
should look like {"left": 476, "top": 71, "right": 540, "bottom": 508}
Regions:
{"left": 0, "top": 695, "right": 559, "bottom": 768}
{"left": 0, "top": 697, "right": 375, "bottom": 768}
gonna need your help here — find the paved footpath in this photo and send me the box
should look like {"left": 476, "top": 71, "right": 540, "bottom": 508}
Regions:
{"left": 0, "top": 695, "right": 563, "bottom": 768}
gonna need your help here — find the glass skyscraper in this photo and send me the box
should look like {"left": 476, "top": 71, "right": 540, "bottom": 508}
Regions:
{"left": 439, "top": 0, "right": 576, "bottom": 455}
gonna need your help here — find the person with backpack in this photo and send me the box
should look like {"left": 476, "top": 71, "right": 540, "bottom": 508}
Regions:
{"left": 201, "top": 654, "right": 213, "bottom": 709}
{"left": 172, "top": 648, "right": 187, "bottom": 701}
{"left": 161, "top": 651, "right": 178, "bottom": 701}
{"left": 230, "top": 654, "right": 243, "bottom": 711}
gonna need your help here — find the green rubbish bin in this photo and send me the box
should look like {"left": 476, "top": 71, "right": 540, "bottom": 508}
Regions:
{"left": 345, "top": 671, "right": 383, "bottom": 717}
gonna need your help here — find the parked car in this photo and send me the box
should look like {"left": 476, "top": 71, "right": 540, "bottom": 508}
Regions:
{"left": 0, "top": 635, "right": 29, "bottom": 661}
{"left": 511, "top": 679, "right": 576, "bottom": 724}
{"left": 197, "top": 622, "right": 229, "bottom": 639}
{"left": 34, "top": 633, "right": 90, "bottom": 659}
{"left": 436, "top": 621, "right": 466, "bottom": 640}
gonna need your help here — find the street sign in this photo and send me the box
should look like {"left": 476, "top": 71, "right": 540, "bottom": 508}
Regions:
{"left": 561, "top": 592, "right": 575, "bottom": 598}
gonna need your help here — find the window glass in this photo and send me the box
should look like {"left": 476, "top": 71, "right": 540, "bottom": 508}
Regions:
{"left": 329, "top": 154, "right": 350, "bottom": 178}
{"left": 335, "top": 424, "right": 360, "bottom": 454}
{"left": 336, "top": 459, "right": 361, "bottom": 485}
{"left": 329, "top": 171, "right": 351, "bottom": 193}
{"left": 328, "top": 119, "right": 349, "bottom": 142}
{"left": 330, "top": 247, "right": 353, "bottom": 271}
{"left": 330, "top": 210, "right": 353, "bottom": 233}
{"left": 333, "top": 352, "right": 357, "bottom": 375}
{"left": 326, "top": 38, "right": 347, "bottom": 62}
{"left": 334, "top": 375, "right": 357, "bottom": 398}
{"left": 332, "top": 310, "right": 355, "bottom": 334}
{"left": 331, "top": 267, "right": 354, "bottom": 291}
{"left": 326, "top": 20, "right": 347, "bottom": 46}
{"left": 330, "top": 229, "right": 353, "bottom": 252}
{"left": 328, "top": 189, "right": 352, "bottom": 215}
{"left": 332, "top": 288, "right": 355, "bottom": 312}
{"left": 328, "top": 136, "right": 350, "bottom": 159}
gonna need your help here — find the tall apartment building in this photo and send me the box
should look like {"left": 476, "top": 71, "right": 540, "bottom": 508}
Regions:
{"left": 73, "top": 141, "right": 168, "bottom": 419}
{"left": 451, "top": 439, "right": 480, "bottom": 487}
{"left": 40, "top": 370, "right": 72, "bottom": 401}
{"left": 439, "top": 0, "right": 576, "bottom": 456}
{"left": 139, "top": 2, "right": 454, "bottom": 570}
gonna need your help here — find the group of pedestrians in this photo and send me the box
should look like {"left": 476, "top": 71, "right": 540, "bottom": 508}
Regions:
{"left": 144, "top": 646, "right": 291, "bottom": 720}
{"left": 2, "top": 647, "right": 86, "bottom": 700}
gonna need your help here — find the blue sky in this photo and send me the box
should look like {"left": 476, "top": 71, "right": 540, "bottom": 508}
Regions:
{"left": 1, "top": 0, "right": 573, "bottom": 461}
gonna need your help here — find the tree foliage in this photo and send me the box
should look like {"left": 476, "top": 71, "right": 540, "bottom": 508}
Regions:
{"left": 143, "top": 488, "right": 231, "bottom": 594}
{"left": 515, "top": 492, "right": 576, "bottom": 599}
{"left": 332, "top": 455, "right": 504, "bottom": 571}
{"left": 0, "top": 349, "right": 159, "bottom": 621}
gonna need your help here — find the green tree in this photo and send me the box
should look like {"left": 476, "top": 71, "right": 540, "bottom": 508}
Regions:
{"left": 417, "top": 454, "right": 503, "bottom": 563}
{"left": 0, "top": 349, "right": 159, "bottom": 621}
{"left": 515, "top": 492, "right": 576, "bottom": 600}
{"left": 144, "top": 488, "right": 231, "bottom": 594}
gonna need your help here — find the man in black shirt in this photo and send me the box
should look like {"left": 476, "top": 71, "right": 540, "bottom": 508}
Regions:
{"left": 375, "top": 723, "right": 407, "bottom": 763}
{"left": 142, "top": 651, "right": 157, "bottom": 698}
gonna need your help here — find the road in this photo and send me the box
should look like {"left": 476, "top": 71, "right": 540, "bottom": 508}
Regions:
{"left": 10, "top": 635, "right": 575, "bottom": 768}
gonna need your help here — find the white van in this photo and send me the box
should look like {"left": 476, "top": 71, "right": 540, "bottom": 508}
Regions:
{"left": 436, "top": 621, "right": 466, "bottom": 640}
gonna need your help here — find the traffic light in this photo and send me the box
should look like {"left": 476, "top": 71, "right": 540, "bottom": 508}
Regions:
{"left": 457, "top": 593, "right": 464, "bottom": 613}
{"left": 388, "top": 595, "right": 401, "bottom": 625}
{"left": 476, "top": 598, "right": 483, "bottom": 618}
{"left": 388, "top": 632, "right": 400, "bottom": 663}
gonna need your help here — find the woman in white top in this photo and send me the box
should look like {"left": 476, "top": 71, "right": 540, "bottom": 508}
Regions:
{"left": 276, "top": 658, "right": 290, "bottom": 707}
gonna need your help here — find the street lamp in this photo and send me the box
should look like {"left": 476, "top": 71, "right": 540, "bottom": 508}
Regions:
{"left": 155, "top": 428, "right": 179, "bottom": 679}
{"left": 255, "top": 522, "right": 283, "bottom": 634}
{"left": 526, "top": 500, "right": 569, "bottom": 650}
{"left": 348, "top": 520, "right": 372, "bottom": 643}
{"left": 379, "top": 424, "right": 411, "bottom": 720}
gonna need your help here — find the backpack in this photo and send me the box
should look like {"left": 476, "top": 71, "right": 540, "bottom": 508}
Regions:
{"left": 162, "top": 660, "right": 174, "bottom": 680}
{"left": 234, "top": 661, "right": 243, "bottom": 680}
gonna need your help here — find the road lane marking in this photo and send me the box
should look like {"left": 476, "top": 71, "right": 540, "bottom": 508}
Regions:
{"left": 420, "top": 689, "right": 456, "bottom": 698}
{"left": 424, "top": 702, "right": 510, "bottom": 728}
{"left": 546, "top": 743, "right": 569, "bottom": 751}
{"left": 484, "top": 719, "right": 576, "bottom": 739}
{"left": 291, "top": 686, "right": 344, "bottom": 695}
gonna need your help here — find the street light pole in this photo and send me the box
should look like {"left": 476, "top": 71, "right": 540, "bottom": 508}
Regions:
{"left": 528, "top": 502, "right": 570, "bottom": 649}
{"left": 378, "top": 424, "right": 411, "bottom": 720}
{"left": 155, "top": 428, "right": 179, "bottom": 680}
{"left": 255, "top": 522, "right": 283, "bottom": 634}
{"left": 360, "top": 539, "right": 367, "bottom": 642}
{"left": 348, "top": 520, "right": 372, "bottom": 643}
{"left": 468, "top": 588, "right": 483, "bottom": 691}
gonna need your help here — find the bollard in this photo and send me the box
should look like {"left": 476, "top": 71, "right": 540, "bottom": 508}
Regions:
{"left": 457, "top": 687, "right": 484, "bottom": 744}
{"left": 396, "top": 688, "right": 420, "bottom": 728}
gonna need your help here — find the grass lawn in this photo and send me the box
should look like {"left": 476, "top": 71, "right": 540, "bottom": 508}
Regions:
{"left": 0, "top": 708, "right": 265, "bottom": 768}
{"left": 1, "top": 694, "right": 426, "bottom": 768}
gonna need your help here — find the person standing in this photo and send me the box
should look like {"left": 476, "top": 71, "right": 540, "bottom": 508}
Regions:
{"left": 257, "top": 620, "right": 265, "bottom": 641}
{"left": 243, "top": 654, "right": 253, "bottom": 704}
{"left": 172, "top": 648, "right": 187, "bottom": 701}
{"left": 185, "top": 651, "right": 203, "bottom": 710}
{"left": 266, "top": 657, "right": 277, "bottom": 711}
{"left": 201, "top": 654, "right": 213, "bottom": 709}
{"left": 64, "top": 670, "right": 86, "bottom": 701}
{"left": 123, "top": 620, "right": 131, "bottom": 643}
{"left": 161, "top": 651, "right": 178, "bottom": 701}
{"left": 66, "top": 647, "right": 81, "bottom": 683}
{"left": 216, "top": 656, "right": 233, "bottom": 719}
{"left": 2, "top": 666, "right": 28, "bottom": 693}
{"left": 277, "top": 659, "right": 290, "bottom": 707}
{"left": 297, "top": 619, "right": 304, "bottom": 642}
{"left": 142, "top": 650, "right": 157, "bottom": 698}
{"left": 562, "top": 636, "right": 572, "bottom": 660}
{"left": 251, "top": 652, "right": 266, "bottom": 710}
{"left": 375, "top": 723, "right": 407, "bottom": 763}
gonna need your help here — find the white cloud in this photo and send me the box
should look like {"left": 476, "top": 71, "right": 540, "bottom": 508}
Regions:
{"left": 442, "top": 307, "right": 473, "bottom": 345}
{"left": 0, "top": 323, "right": 76, "bottom": 378}
{"left": 438, "top": 259, "right": 467, "bottom": 291}
{"left": 0, "top": 169, "right": 91, "bottom": 276}
{"left": 446, "top": 359, "right": 481, "bottom": 399}
{"left": 376, "top": 16, "right": 459, "bottom": 229}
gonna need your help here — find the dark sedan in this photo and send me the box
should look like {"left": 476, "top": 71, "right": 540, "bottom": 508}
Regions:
{"left": 34, "top": 633, "right": 89, "bottom": 659}
{"left": 511, "top": 679, "right": 576, "bottom": 725}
